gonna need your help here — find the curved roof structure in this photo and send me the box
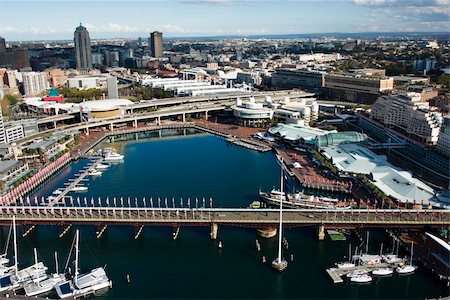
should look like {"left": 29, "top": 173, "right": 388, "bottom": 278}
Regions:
{"left": 79, "top": 99, "right": 133, "bottom": 112}
{"left": 316, "top": 131, "right": 368, "bottom": 148}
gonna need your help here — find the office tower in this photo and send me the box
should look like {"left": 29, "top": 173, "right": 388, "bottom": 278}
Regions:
{"left": 149, "top": 31, "right": 163, "bottom": 58}
{"left": 74, "top": 23, "right": 93, "bottom": 69}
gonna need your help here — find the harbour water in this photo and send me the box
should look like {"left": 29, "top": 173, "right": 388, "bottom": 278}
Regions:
{"left": 6, "top": 130, "right": 448, "bottom": 299}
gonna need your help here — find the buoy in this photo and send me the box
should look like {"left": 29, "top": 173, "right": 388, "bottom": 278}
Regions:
{"left": 290, "top": 254, "right": 294, "bottom": 261}
{"left": 262, "top": 256, "right": 266, "bottom": 263}
{"left": 218, "top": 241, "right": 223, "bottom": 249}
{"left": 126, "top": 274, "right": 131, "bottom": 283}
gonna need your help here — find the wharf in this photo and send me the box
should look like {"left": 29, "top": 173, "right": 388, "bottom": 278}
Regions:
{"left": 48, "top": 157, "right": 104, "bottom": 206}
{"left": 326, "top": 263, "right": 390, "bottom": 284}
{"left": 225, "top": 136, "right": 272, "bottom": 152}
{"left": 275, "top": 148, "right": 351, "bottom": 193}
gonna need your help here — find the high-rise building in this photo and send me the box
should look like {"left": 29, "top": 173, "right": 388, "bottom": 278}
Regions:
{"left": 0, "top": 47, "right": 30, "bottom": 69}
{"left": 0, "top": 37, "right": 6, "bottom": 52}
{"left": 74, "top": 24, "right": 92, "bottom": 69}
{"left": 22, "top": 71, "right": 49, "bottom": 96}
{"left": 149, "top": 31, "right": 163, "bottom": 58}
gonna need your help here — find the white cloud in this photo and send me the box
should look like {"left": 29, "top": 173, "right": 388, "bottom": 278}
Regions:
{"left": 157, "top": 24, "right": 187, "bottom": 33}
{"left": 84, "top": 23, "right": 140, "bottom": 33}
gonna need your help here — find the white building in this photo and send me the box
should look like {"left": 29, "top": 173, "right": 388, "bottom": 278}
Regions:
{"left": 22, "top": 71, "right": 49, "bottom": 96}
{"left": 370, "top": 92, "right": 442, "bottom": 145}
{"left": 272, "top": 96, "right": 319, "bottom": 126}
{"left": 67, "top": 74, "right": 110, "bottom": 90}
{"left": 4, "top": 124, "right": 24, "bottom": 143}
{"left": 437, "top": 116, "right": 450, "bottom": 156}
{"left": 232, "top": 97, "right": 274, "bottom": 127}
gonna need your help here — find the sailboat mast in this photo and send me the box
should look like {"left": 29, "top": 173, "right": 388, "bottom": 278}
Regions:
{"left": 74, "top": 230, "right": 79, "bottom": 285}
{"left": 55, "top": 251, "right": 59, "bottom": 274}
{"left": 278, "top": 166, "right": 283, "bottom": 263}
{"left": 365, "top": 231, "right": 369, "bottom": 254}
{"left": 410, "top": 242, "right": 413, "bottom": 265}
{"left": 348, "top": 244, "right": 351, "bottom": 263}
{"left": 34, "top": 248, "right": 38, "bottom": 280}
{"left": 13, "top": 216, "right": 18, "bottom": 277}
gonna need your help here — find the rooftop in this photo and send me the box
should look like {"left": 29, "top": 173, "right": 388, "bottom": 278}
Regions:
{"left": 0, "top": 160, "right": 19, "bottom": 174}
{"left": 268, "top": 123, "right": 332, "bottom": 142}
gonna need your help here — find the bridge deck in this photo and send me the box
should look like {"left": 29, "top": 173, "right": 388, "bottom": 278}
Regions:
{"left": 0, "top": 207, "right": 448, "bottom": 227}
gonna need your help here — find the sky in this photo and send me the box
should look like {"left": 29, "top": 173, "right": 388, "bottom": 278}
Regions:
{"left": 0, "top": 0, "right": 448, "bottom": 41}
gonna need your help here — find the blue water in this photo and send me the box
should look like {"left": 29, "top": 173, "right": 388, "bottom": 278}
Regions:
{"left": 6, "top": 130, "right": 447, "bottom": 299}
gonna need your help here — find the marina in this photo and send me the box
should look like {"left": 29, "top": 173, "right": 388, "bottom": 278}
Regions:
{"left": 1, "top": 131, "right": 447, "bottom": 299}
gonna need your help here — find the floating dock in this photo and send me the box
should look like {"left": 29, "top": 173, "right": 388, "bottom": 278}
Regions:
{"left": 326, "top": 263, "right": 390, "bottom": 284}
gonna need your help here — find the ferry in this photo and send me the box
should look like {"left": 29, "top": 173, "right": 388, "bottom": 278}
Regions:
{"left": 259, "top": 189, "right": 351, "bottom": 209}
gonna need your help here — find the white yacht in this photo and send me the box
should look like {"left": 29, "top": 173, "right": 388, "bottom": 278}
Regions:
{"left": 95, "top": 164, "right": 110, "bottom": 170}
{"left": 372, "top": 267, "right": 394, "bottom": 276}
{"left": 104, "top": 152, "right": 124, "bottom": 161}
{"left": 336, "top": 262, "right": 355, "bottom": 269}
{"left": 350, "top": 273, "right": 372, "bottom": 283}
{"left": 396, "top": 242, "right": 417, "bottom": 275}
{"left": 346, "top": 269, "right": 368, "bottom": 278}
{"left": 336, "top": 244, "right": 355, "bottom": 269}
{"left": 0, "top": 221, "right": 48, "bottom": 292}
{"left": 24, "top": 273, "right": 65, "bottom": 297}
{"left": 88, "top": 169, "right": 102, "bottom": 176}
{"left": 70, "top": 186, "right": 88, "bottom": 192}
{"left": 24, "top": 252, "right": 65, "bottom": 297}
{"left": 55, "top": 230, "right": 112, "bottom": 299}
{"left": 382, "top": 254, "right": 406, "bottom": 265}
{"left": 52, "top": 189, "right": 63, "bottom": 195}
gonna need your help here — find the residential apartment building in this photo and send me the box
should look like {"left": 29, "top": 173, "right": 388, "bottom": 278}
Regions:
{"left": 437, "top": 116, "right": 450, "bottom": 156}
{"left": 370, "top": 93, "right": 442, "bottom": 145}
{"left": 22, "top": 71, "right": 49, "bottom": 96}
{"left": 324, "top": 72, "right": 393, "bottom": 104}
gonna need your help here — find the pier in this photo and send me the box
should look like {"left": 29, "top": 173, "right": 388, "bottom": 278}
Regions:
{"left": 326, "top": 264, "right": 391, "bottom": 284}
{"left": 48, "top": 157, "right": 104, "bottom": 206}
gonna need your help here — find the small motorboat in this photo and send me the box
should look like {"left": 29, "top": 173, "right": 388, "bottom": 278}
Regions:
{"left": 88, "top": 170, "right": 102, "bottom": 176}
{"left": 347, "top": 269, "right": 368, "bottom": 278}
{"left": 372, "top": 267, "right": 393, "bottom": 276}
{"left": 350, "top": 274, "right": 372, "bottom": 283}
{"left": 70, "top": 186, "right": 88, "bottom": 193}
{"left": 396, "top": 265, "right": 417, "bottom": 275}
{"left": 52, "top": 189, "right": 63, "bottom": 195}
{"left": 95, "top": 164, "right": 109, "bottom": 170}
{"left": 336, "top": 262, "right": 355, "bottom": 269}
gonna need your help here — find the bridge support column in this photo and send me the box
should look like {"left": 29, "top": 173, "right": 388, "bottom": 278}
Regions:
{"left": 110, "top": 123, "right": 114, "bottom": 132}
{"left": 85, "top": 127, "right": 89, "bottom": 136}
{"left": 157, "top": 116, "right": 161, "bottom": 126}
{"left": 205, "top": 111, "right": 208, "bottom": 120}
{"left": 318, "top": 225, "right": 325, "bottom": 241}
{"left": 53, "top": 121, "right": 57, "bottom": 129}
{"left": 210, "top": 223, "right": 218, "bottom": 240}
{"left": 133, "top": 119, "right": 138, "bottom": 128}
{"left": 182, "top": 113, "right": 186, "bottom": 123}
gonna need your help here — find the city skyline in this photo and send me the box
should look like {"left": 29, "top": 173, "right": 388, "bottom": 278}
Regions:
{"left": 0, "top": 0, "right": 448, "bottom": 41}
